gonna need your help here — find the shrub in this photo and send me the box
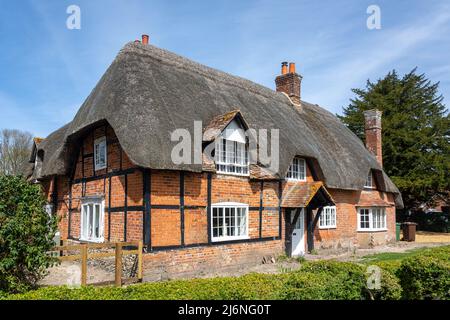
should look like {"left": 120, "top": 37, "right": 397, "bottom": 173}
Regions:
{"left": 278, "top": 272, "right": 333, "bottom": 300}
{"left": 0, "top": 175, "right": 58, "bottom": 293}
{"left": 4, "top": 245, "right": 449, "bottom": 300}
{"left": 297, "top": 261, "right": 368, "bottom": 299}
{"left": 369, "top": 268, "right": 402, "bottom": 300}
{"left": 397, "top": 255, "right": 450, "bottom": 300}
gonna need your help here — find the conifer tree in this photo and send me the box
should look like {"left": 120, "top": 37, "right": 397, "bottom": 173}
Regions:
{"left": 338, "top": 69, "right": 450, "bottom": 209}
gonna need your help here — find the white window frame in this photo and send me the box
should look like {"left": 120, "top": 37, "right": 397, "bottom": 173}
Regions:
{"left": 286, "top": 157, "right": 306, "bottom": 181}
{"left": 364, "top": 171, "right": 374, "bottom": 189}
{"left": 215, "top": 136, "right": 249, "bottom": 177}
{"left": 94, "top": 136, "right": 107, "bottom": 171}
{"left": 319, "top": 206, "right": 337, "bottom": 229}
{"left": 80, "top": 197, "right": 105, "bottom": 243}
{"left": 357, "top": 207, "right": 387, "bottom": 232}
{"left": 211, "top": 202, "right": 249, "bottom": 242}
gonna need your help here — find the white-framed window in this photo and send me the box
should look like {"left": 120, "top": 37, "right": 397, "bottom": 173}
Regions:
{"left": 211, "top": 202, "right": 249, "bottom": 242}
{"left": 94, "top": 136, "right": 107, "bottom": 171}
{"left": 357, "top": 207, "right": 387, "bottom": 231}
{"left": 215, "top": 137, "right": 249, "bottom": 176}
{"left": 80, "top": 197, "right": 105, "bottom": 242}
{"left": 286, "top": 157, "right": 306, "bottom": 181}
{"left": 364, "top": 171, "right": 374, "bottom": 188}
{"left": 319, "top": 206, "right": 337, "bottom": 229}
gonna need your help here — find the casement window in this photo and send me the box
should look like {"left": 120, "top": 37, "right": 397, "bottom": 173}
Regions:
{"left": 215, "top": 137, "right": 249, "bottom": 176}
{"left": 286, "top": 157, "right": 306, "bottom": 181}
{"left": 358, "top": 208, "right": 387, "bottom": 231}
{"left": 364, "top": 171, "right": 374, "bottom": 188}
{"left": 211, "top": 203, "right": 249, "bottom": 242}
{"left": 319, "top": 206, "right": 337, "bottom": 229}
{"left": 94, "top": 137, "right": 107, "bottom": 171}
{"left": 80, "top": 198, "right": 105, "bottom": 242}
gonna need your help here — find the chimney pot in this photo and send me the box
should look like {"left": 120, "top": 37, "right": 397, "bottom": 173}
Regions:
{"left": 289, "top": 62, "right": 296, "bottom": 73}
{"left": 281, "top": 62, "right": 288, "bottom": 75}
{"left": 275, "top": 61, "right": 302, "bottom": 105}
{"left": 142, "top": 34, "right": 149, "bottom": 45}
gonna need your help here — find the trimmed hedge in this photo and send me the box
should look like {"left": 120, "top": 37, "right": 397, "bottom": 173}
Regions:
{"left": 397, "top": 255, "right": 450, "bottom": 300}
{"left": 3, "top": 245, "right": 449, "bottom": 300}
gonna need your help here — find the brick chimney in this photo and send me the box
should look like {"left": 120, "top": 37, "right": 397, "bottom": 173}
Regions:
{"left": 363, "top": 109, "right": 383, "bottom": 167}
{"left": 142, "top": 34, "right": 149, "bottom": 45}
{"left": 275, "top": 62, "right": 302, "bottom": 104}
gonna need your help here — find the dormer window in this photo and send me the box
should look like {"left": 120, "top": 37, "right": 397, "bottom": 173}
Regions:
{"left": 286, "top": 157, "right": 306, "bottom": 181}
{"left": 364, "top": 171, "right": 374, "bottom": 189}
{"left": 215, "top": 120, "right": 249, "bottom": 176}
{"left": 94, "top": 137, "right": 107, "bottom": 171}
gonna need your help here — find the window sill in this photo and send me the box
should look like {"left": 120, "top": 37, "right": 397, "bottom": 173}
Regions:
{"left": 79, "top": 237, "right": 104, "bottom": 243}
{"left": 94, "top": 166, "right": 107, "bottom": 171}
{"left": 285, "top": 178, "right": 307, "bottom": 182}
{"left": 319, "top": 226, "right": 337, "bottom": 230}
{"left": 211, "top": 236, "right": 249, "bottom": 243}
{"left": 357, "top": 229, "right": 387, "bottom": 233}
{"left": 216, "top": 171, "right": 250, "bottom": 178}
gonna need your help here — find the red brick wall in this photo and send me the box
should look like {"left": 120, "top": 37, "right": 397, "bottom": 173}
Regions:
{"left": 143, "top": 239, "right": 284, "bottom": 281}
{"left": 314, "top": 188, "right": 396, "bottom": 249}
{"left": 40, "top": 122, "right": 398, "bottom": 279}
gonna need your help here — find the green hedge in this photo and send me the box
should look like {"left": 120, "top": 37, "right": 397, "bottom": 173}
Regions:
{"left": 397, "top": 255, "right": 450, "bottom": 300}
{"left": 372, "top": 245, "right": 450, "bottom": 300}
{"left": 3, "top": 245, "right": 449, "bottom": 300}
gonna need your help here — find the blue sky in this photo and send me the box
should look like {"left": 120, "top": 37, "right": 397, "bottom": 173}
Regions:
{"left": 0, "top": 0, "right": 449, "bottom": 138}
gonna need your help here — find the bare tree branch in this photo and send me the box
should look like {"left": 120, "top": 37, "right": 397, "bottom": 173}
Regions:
{"left": 0, "top": 129, "right": 33, "bottom": 176}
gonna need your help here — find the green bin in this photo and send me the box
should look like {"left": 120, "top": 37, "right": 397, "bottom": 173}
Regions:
{"left": 396, "top": 223, "right": 401, "bottom": 241}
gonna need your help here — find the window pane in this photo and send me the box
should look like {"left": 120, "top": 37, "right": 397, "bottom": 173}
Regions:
{"left": 88, "top": 204, "right": 93, "bottom": 238}
{"left": 299, "top": 159, "right": 305, "bottom": 180}
{"left": 94, "top": 204, "right": 100, "bottom": 238}
{"left": 212, "top": 205, "right": 248, "bottom": 240}
{"left": 82, "top": 205, "right": 88, "bottom": 238}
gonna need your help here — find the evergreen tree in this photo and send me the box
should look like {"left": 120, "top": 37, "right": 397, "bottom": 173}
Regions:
{"left": 338, "top": 69, "right": 450, "bottom": 210}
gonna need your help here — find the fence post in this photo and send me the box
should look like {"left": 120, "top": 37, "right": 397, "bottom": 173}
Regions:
{"left": 137, "top": 241, "right": 143, "bottom": 281}
{"left": 115, "top": 243, "right": 123, "bottom": 287}
{"left": 81, "top": 244, "right": 88, "bottom": 286}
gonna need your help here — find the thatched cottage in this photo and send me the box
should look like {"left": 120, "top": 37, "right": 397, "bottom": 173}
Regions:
{"left": 28, "top": 35, "right": 402, "bottom": 279}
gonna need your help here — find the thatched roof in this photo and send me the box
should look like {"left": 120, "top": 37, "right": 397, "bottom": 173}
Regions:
{"left": 34, "top": 42, "right": 403, "bottom": 207}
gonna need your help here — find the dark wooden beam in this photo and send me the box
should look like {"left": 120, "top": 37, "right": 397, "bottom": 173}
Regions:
{"left": 306, "top": 207, "right": 314, "bottom": 252}
{"left": 123, "top": 173, "right": 128, "bottom": 241}
{"left": 278, "top": 180, "right": 283, "bottom": 238}
{"left": 143, "top": 169, "right": 151, "bottom": 250}
{"left": 68, "top": 180, "right": 72, "bottom": 239}
{"left": 180, "top": 171, "right": 185, "bottom": 247}
{"left": 51, "top": 176, "right": 58, "bottom": 213}
{"left": 81, "top": 142, "right": 85, "bottom": 178}
{"left": 259, "top": 181, "right": 263, "bottom": 239}
{"left": 108, "top": 176, "right": 112, "bottom": 242}
{"left": 207, "top": 173, "right": 212, "bottom": 243}
{"left": 306, "top": 207, "right": 323, "bottom": 252}
{"left": 72, "top": 168, "right": 137, "bottom": 184}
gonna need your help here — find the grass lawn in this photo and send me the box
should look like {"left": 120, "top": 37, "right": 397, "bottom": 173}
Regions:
{"left": 360, "top": 246, "right": 442, "bottom": 263}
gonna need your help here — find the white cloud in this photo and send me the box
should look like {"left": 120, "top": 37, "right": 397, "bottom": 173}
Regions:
{"left": 305, "top": 6, "right": 450, "bottom": 113}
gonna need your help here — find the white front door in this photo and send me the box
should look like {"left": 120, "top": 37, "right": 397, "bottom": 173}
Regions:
{"left": 291, "top": 208, "right": 305, "bottom": 256}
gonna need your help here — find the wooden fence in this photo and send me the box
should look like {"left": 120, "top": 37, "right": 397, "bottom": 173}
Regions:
{"left": 51, "top": 241, "right": 143, "bottom": 287}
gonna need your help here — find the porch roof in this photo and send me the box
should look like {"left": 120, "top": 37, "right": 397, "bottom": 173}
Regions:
{"left": 281, "top": 181, "right": 334, "bottom": 209}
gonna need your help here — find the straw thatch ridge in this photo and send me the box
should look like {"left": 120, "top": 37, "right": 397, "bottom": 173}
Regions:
{"left": 32, "top": 42, "right": 403, "bottom": 207}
